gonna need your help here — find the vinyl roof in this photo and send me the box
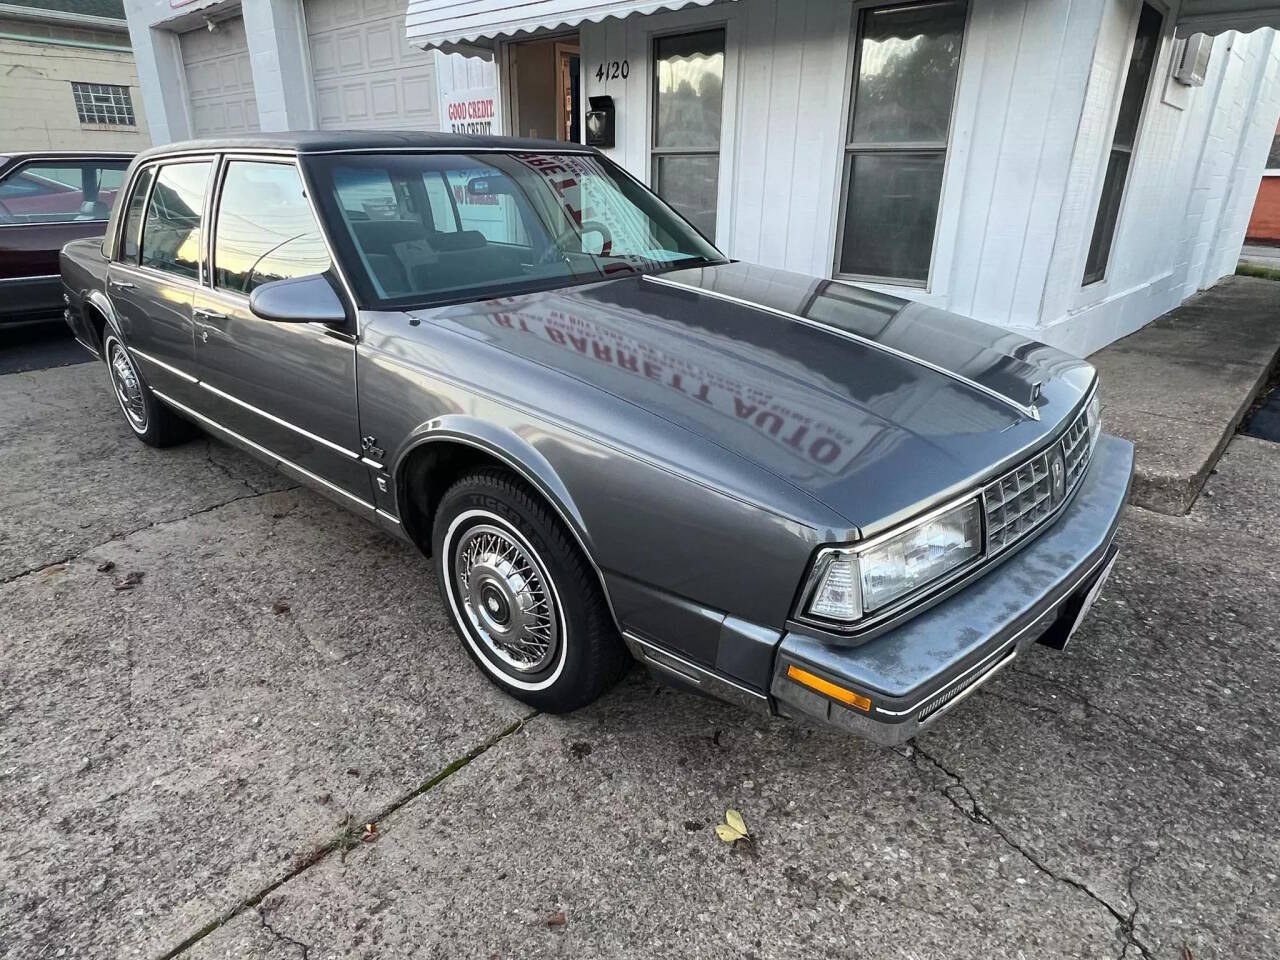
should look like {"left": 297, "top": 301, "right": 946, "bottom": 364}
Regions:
{"left": 136, "top": 131, "right": 597, "bottom": 162}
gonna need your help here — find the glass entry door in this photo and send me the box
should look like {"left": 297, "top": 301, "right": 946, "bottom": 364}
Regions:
{"left": 652, "top": 29, "right": 725, "bottom": 239}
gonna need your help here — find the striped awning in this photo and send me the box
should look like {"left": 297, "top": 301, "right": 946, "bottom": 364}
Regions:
{"left": 1176, "top": 0, "right": 1280, "bottom": 36}
{"left": 405, "top": 0, "right": 738, "bottom": 55}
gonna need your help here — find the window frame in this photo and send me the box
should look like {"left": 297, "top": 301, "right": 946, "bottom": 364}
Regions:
{"left": 1081, "top": 0, "right": 1166, "bottom": 287}
{"left": 649, "top": 25, "right": 728, "bottom": 243}
{"left": 119, "top": 164, "right": 156, "bottom": 265}
{"left": 832, "top": 0, "right": 969, "bottom": 289}
{"left": 208, "top": 155, "right": 332, "bottom": 298}
{"left": 0, "top": 155, "right": 132, "bottom": 228}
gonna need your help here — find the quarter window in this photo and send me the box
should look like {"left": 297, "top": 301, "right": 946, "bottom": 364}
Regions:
{"left": 835, "top": 0, "right": 966, "bottom": 285}
{"left": 0, "top": 159, "right": 128, "bottom": 224}
{"left": 121, "top": 166, "right": 155, "bottom": 262}
{"left": 1082, "top": 3, "right": 1163, "bottom": 285}
{"left": 140, "top": 162, "right": 211, "bottom": 281}
{"left": 213, "top": 161, "right": 330, "bottom": 295}
{"left": 652, "top": 29, "right": 725, "bottom": 239}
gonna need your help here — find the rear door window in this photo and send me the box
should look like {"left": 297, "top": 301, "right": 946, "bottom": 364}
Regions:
{"left": 212, "top": 160, "right": 330, "bottom": 295}
{"left": 140, "top": 161, "right": 212, "bottom": 280}
{"left": 0, "top": 159, "right": 129, "bottom": 224}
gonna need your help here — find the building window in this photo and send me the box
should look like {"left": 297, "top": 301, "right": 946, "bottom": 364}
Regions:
{"left": 835, "top": 0, "right": 966, "bottom": 286}
{"left": 1263, "top": 128, "right": 1280, "bottom": 175}
{"left": 652, "top": 29, "right": 725, "bottom": 239}
{"left": 71, "top": 82, "right": 136, "bottom": 126}
{"left": 1083, "top": 3, "right": 1163, "bottom": 286}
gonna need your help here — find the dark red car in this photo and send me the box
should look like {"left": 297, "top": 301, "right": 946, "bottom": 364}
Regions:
{"left": 0, "top": 151, "right": 132, "bottom": 329}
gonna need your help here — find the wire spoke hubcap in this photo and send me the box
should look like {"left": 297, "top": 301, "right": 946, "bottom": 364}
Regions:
{"left": 108, "top": 342, "right": 147, "bottom": 430}
{"left": 454, "top": 523, "right": 558, "bottom": 674}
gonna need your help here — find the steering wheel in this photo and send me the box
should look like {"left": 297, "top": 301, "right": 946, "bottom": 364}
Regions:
{"left": 539, "top": 219, "right": 613, "bottom": 263}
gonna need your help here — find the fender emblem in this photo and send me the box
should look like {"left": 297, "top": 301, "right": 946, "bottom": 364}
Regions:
{"left": 360, "top": 436, "right": 385, "bottom": 460}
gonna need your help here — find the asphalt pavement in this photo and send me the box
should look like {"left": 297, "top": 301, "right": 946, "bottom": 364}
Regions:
{"left": 1, "top": 334, "right": 1277, "bottom": 960}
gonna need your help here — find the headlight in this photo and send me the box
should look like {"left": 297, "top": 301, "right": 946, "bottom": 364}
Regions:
{"left": 807, "top": 499, "right": 983, "bottom": 623}
{"left": 1087, "top": 390, "right": 1102, "bottom": 449}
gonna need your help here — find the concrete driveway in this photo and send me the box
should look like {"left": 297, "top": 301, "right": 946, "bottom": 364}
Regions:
{"left": 2, "top": 352, "right": 1277, "bottom": 960}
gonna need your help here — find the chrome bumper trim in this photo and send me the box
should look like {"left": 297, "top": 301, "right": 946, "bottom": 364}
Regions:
{"left": 624, "top": 631, "right": 769, "bottom": 714}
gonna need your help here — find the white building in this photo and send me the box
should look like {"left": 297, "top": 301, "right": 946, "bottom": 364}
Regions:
{"left": 0, "top": 0, "right": 150, "bottom": 152}
{"left": 120, "top": 0, "right": 495, "bottom": 142}
{"left": 115, "top": 0, "right": 1280, "bottom": 355}
{"left": 401, "top": 0, "right": 1280, "bottom": 356}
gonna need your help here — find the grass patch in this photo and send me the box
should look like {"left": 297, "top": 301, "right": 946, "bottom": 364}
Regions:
{"left": 1235, "top": 262, "right": 1280, "bottom": 281}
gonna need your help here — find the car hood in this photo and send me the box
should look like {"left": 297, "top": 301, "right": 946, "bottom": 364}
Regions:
{"left": 417, "top": 261, "right": 1096, "bottom": 534}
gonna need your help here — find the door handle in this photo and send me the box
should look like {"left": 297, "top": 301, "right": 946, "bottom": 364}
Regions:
{"left": 193, "top": 308, "right": 228, "bottom": 322}
{"left": 109, "top": 279, "right": 135, "bottom": 290}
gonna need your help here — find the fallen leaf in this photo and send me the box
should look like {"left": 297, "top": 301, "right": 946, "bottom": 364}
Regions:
{"left": 715, "top": 823, "right": 745, "bottom": 843}
{"left": 361, "top": 822, "right": 378, "bottom": 843}
{"left": 1181, "top": 946, "right": 1194, "bottom": 960}
{"left": 40, "top": 564, "right": 66, "bottom": 578}
{"left": 715, "top": 808, "right": 751, "bottom": 845}
{"left": 113, "top": 571, "right": 144, "bottom": 591}
{"left": 96, "top": 560, "right": 115, "bottom": 573}
{"left": 272, "top": 599, "right": 291, "bottom": 615}
{"left": 546, "top": 911, "right": 567, "bottom": 927}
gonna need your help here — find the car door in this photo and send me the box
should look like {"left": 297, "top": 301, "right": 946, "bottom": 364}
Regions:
{"left": 106, "top": 159, "right": 213, "bottom": 405}
{"left": 0, "top": 155, "right": 130, "bottom": 327}
{"left": 192, "top": 155, "right": 370, "bottom": 504}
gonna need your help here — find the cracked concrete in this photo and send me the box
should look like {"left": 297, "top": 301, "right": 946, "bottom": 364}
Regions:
{"left": 906, "top": 743, "right": 1154, "bottom": 960}
{"left": 2, "top": 358, "right": 1278, "bottom": 959}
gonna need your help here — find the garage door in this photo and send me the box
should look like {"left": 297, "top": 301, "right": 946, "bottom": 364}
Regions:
{"left": 180, "top": 16, "right": 259, "bottom": 137}
{"left": 307, "top": 0, "right": 439, "bottom": 130}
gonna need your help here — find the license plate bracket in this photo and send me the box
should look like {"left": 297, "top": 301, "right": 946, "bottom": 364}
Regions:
{"left": 1035, "top": 546, "right": 1119, "bottom": 651}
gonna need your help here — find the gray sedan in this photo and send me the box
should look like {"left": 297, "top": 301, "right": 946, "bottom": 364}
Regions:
{"left": 60, "top": 132, "right": 1131, "bottom": 745}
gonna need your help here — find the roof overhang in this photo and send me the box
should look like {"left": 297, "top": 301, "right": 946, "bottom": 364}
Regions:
{"left": 1176, "top": 0, "right": 1280, "bottom": 36}
{"left": 0, "top": 2, "right": 128, "bottom": 33}
{"left": 405, "top": 0, "right": 738, "bottom": 57}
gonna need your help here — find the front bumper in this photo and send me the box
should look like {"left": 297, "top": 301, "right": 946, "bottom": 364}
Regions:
{"left": 770, "top": 432, "right": 1134, "bottom": 746}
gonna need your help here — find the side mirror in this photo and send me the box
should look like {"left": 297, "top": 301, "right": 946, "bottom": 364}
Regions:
{"left": 249, "top": 274, "right": 346, "bottom": 325}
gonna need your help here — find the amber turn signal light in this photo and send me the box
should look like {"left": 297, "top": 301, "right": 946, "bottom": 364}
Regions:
{"left": 786, "top": 665, "right": 871, "bottom": 712}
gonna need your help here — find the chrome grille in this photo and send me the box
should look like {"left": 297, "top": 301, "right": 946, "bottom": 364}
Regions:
{"left": 1062, "top": 405, "right": 1091, "bottom": 490}
{"left": 982, "top": 396, "right": 1095, "bottom": 555}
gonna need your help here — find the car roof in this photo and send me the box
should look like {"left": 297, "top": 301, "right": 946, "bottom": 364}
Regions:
{"left": 135, "top": 130, "right": 598, "bottom": 162}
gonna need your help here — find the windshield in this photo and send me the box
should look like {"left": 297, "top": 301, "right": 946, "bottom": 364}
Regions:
{"left": 305, "top": 151, "right": 724, "bottom": 308}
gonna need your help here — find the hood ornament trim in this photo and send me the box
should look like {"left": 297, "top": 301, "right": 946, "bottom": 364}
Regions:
{"left": 642, "top": 274, "right": 1041, "bottom": 421}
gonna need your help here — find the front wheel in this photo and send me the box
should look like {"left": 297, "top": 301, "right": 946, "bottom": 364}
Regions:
{"left": 431, "top": 469, "right": 629, "bottom": 713}
{"left": 103, "top": 333, "right": 194, "bottom": 447}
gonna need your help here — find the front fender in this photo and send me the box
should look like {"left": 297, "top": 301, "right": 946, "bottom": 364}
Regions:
{"left": 391, "top": 414, "right": 598, "bottom": 559}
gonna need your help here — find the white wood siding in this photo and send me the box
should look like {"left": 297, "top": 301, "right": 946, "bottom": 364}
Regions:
{"left": 580, "top": 0, "right": 1280, "bottom": 355}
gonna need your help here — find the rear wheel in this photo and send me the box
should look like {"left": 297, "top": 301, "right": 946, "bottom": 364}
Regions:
{"left": 103, "top": 333, "right": 193, "bottom": 447}
{"left": 431, "top": 469, "right": 629, "bottom": 712}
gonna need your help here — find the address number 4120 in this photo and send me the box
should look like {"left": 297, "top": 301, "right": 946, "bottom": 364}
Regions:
{"left": 595, "top": 60, "right": 630, "bottom": 81}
